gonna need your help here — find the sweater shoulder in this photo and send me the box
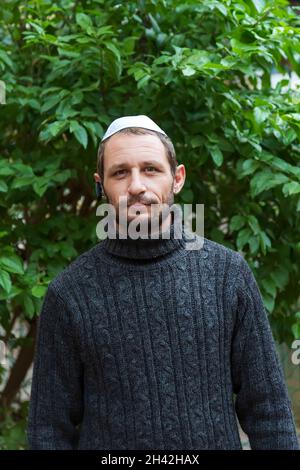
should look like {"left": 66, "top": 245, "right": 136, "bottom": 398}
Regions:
{"left": 48, "top": 242, "right": 101, "bottom": 297}
{"left": 195, "top": 236, "right": 252, "bottom": 289}
{"left": 200, "top": 236, "right": 245, "bottom": 268}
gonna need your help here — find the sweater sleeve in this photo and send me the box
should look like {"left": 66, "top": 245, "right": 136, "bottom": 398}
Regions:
{"left": 26, "top": 283, "right": 84, "bottom": 449}
{"left": 231, "top": 255, "right": 299, "bottom": 450}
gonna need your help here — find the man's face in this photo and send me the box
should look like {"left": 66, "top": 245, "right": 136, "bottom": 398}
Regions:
{"left": 100, "top": 133, "right": 176, "bottom": 232}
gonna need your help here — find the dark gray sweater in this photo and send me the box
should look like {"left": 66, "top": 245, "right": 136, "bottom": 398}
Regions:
{"left": 27, "top": 222, "right": 299, "bottom": 450}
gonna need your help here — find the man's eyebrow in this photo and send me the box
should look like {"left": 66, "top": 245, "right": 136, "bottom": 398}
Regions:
{"left": 108, "top": 160, "right": 164, "bottom": 173}
{"left": 142, "top": 160, "right": 164, "bottom": 168}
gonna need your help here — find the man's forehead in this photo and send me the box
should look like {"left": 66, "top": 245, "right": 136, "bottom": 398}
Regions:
{"left": 105, "top": 132, "right": 165, "bottom": 154}
{"left": 104, "top": 134, "right": 169, "bottom": 172}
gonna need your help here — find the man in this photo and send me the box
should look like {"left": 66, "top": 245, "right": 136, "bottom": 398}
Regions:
{"left": 27, "top": 115, "right": 299, "bottom": 450}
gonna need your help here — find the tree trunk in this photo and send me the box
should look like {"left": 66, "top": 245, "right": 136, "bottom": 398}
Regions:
{"left": 0, "top": 319, "right": 37, "bottom": 410}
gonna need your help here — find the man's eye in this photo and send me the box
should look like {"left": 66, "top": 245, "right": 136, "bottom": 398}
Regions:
{"left": 114, "top": 169, "right": 126, "bottom": 176}
{"left": 145, "top": 166, "right": 157, "bottom": 172}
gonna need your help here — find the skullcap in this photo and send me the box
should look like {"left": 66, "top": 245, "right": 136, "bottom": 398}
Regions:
{"left": 101, "top": 115, "right": 167, "bottom": 142}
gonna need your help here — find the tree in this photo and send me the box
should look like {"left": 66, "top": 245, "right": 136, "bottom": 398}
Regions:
{"left": 0, "top": 0, "right": 300, "bottom": 448}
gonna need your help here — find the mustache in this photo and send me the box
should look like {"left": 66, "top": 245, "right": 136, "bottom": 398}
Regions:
{"left": 127, "top": 197, "right": 157, "bottom": 206}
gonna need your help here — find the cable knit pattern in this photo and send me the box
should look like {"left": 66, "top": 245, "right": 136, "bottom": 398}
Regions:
{"left": 27, "top": 221, "right": 299, "bottom": 450}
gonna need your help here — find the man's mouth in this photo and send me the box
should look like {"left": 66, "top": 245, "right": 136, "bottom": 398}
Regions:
{"left": 129, "top": 202, "right": 149, "bottom": 209}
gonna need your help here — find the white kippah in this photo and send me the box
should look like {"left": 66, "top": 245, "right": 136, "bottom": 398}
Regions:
{"left": 101, "top": 115, "right": 167, "bottom": 142}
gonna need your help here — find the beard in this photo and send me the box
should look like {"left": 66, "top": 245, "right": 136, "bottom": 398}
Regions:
{"left": 103, "top": 181, "right": 175, "bottom": 235}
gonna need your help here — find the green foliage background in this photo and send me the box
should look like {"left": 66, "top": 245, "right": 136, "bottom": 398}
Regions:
{"left": 0, "top": 0, "right": 300, "bottom": 448}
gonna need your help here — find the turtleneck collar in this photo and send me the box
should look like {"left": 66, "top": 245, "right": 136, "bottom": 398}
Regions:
{"left": 101, "top": 217, "right": 188, "bottom": 260}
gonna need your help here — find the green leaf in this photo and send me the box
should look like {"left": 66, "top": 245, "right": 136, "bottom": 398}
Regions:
{"left": 282, "top": 128, "right": 297, "bottom": 146}
{"left": 39, "top": 120, "right": 68, "bottom": 141}
{"left": 252, "top": 0, "right": 267, "bottom": 13}
{"left": 31, "top": 285, "right": 47, "bottom": 298}
{"left": 250, "top": 171, "right": 289, "bottom": 197}
{"left": 248, "top": 235, "right": 260, "bottom": 254}
{"left": 11, "top": 175, "right": 35, "bottom": 189}
{"left": 282, "top": 182, "right": 300, "bottom": 197}
{"left": 214, "top": 3, "right": 227, "bottom": 16}
{"left": 236, "top": 228, "right": 252, "bottom": 250}
{"left": 137, "top": 74, "right": 151, "bottom": 89}
{"left": 105, "top": 42, "right": 121, "bottom": 63}
{"left": 260, "top": 231, "right": 272, "bottom": 254}
{"left": 69, "top": 121, "right": 88, "bottom": 148}
{"left": 291, "top": 323, "right": 300, "bottom": 340}
{"left": 229, "top": 215, "right": 246, "bottom": 231}
{"left": 208, "top": 146, "right": 223, "bottom": 167}
{"left": 182, "top": 66, "right": 196, "bottom": 77}
{"left": 83, "top": 121, "right": 104, "bottom": 145}
{"left": 0, "top": 179, "right": 8, "bottom": 192}
{"left": 0, "top": 284, "right": 22, "bottom": 300}
{"left": 262, "top": 278, "right": 277, "bottom": 298}
{"left": 41, "top": 94, "right": 64, "bottom": 113}
{"left": 13, "top": 163, "right": 34, "bottom": 176}
{"left": 27, "top": 21, "right": 44, "bottom": 35}
{"left": 240, "top": 159, "right": 260, "bottom": 177}
{"left": 0, "top": 49, "right": 14, "bottom": 70}
{"left": 190, "top": 136, "right": 203, "bottom": 148}
{"left": 247, "top": 215, "right": 260, "bottom": 235}
{"left": 23, "top": 294, "right": 35, "bottom": 319}
{"left": 56, "top": 100, "right": 78, "bottom": 119}
{"left": 0, "top": 255, "right": 24, "bottom": 274}
{"left": 294, "top": 311, "right": 300, "bottom": 320}
{"left": 270, "top": 268, "right": 289, "bottom": 289}
{"left": 253, "top": 107, "right": 269, "bottom": 125}
{"left": 48, "top": 120, "right": 68, "bottom": 137}
{"left": 59, "top": 241, "right": 77, "bottom": 258}
{"left": 0, "top": 163, "right": 15, "bottom": 176}
{"left": 259, "top": 152, "right": 300, "bottom": 179}
{"left": 33, "top": 177, "right": 50, "bottom": 196}
{"left": 0, "top": 269, "right": 11, "bottom": 293}
{"left": 76, "top": 13, "right": 93, "bottom": 31}
{"left": 52, "top": 169, "right": 72, "bottom": 184}
{"left": 263, "top": 294, "right": 275, "bottom": 313}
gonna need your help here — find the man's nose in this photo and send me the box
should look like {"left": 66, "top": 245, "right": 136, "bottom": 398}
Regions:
{"left": 127, "top": 170, "right": 147, "bottom": 195}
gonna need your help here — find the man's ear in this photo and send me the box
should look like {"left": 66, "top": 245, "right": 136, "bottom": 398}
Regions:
{"left": 95, "top": 181, "right": 102, "bottom": 199}
{"left": 173, "top": 164, "right": 186, "bottom": 194}
{"left": 94, "top": 173, "right": 103, "bottom": 200}
{"left": 94, "top": 172, "right": 101, "bottom": 183}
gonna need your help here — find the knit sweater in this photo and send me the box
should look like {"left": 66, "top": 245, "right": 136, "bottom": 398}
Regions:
{"left": 26, "top": 221, "right": 299, "bottom": 450}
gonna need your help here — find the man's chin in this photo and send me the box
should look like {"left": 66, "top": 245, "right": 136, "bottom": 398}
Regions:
{"left": 127, "top": 208, "right": 149, "bottom": 218}
{"left": 125, "top": 212, "right": 150, "bottom": 225}
{"left": 118, "top": 211, "right": 155, "bottom": 233}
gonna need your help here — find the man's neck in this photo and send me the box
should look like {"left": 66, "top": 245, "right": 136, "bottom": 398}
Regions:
{"left": 101, "top": 212, "right": 186, "bottom": 260}
{"left": 115, "top": 212, "right": 173, "bottom": 240}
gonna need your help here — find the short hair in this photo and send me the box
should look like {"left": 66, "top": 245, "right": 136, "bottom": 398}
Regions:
{"left": 96, "top": 127, "right": 178, "bottom": 182}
